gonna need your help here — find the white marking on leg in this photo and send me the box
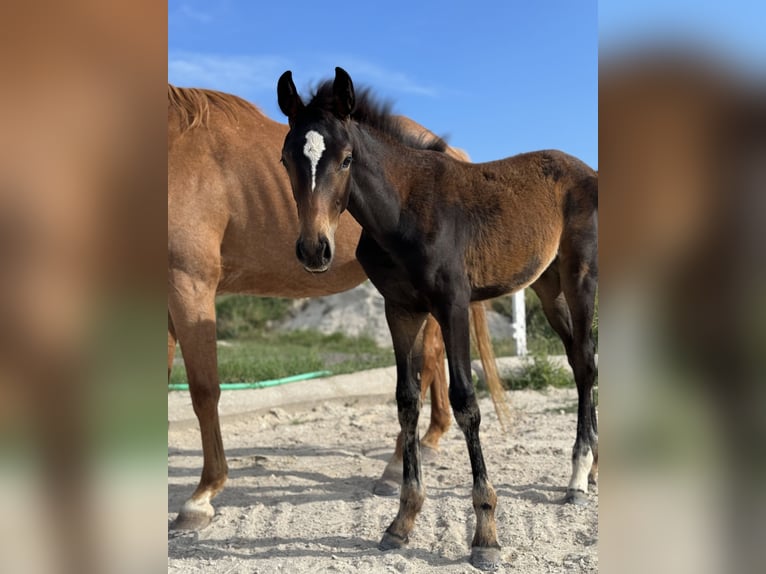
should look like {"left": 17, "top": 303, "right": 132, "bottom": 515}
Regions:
{"left": 568, "top": 447, "right": 594, "bottom": 494}
{"left": 179, "top": 493, "right": 214, "bottom": 518}
{"left": 303, "top": 130, "right": 325, "bottom": 192}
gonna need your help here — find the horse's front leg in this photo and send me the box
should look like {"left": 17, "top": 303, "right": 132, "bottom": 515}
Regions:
{"left": 436, "top": 300, "right": 501, "bottom": 571}
{"left": 378, "top": 302, "right": 428, "bottom": 550}
{"left": 168, "top": 270, "right": 227, "bottom": 530}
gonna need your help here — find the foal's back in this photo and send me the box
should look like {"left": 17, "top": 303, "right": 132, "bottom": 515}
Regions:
{"left": 429, "top": 148, "right": 597, "bottom": 298}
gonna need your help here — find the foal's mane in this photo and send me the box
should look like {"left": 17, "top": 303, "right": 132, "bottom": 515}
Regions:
{"left": 168, "top": 84, "right": 260, "bottom": 131}
{"left": 308, "top": 81, "right": 448, "bottom": 153}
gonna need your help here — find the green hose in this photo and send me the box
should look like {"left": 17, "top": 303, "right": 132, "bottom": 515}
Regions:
{"left": 168, "top": 370, "right": 332, "bottom": 391}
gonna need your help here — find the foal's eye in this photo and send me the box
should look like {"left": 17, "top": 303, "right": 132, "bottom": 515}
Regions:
{"left": 340, "top": 155, "right": 353, "bottom": 170}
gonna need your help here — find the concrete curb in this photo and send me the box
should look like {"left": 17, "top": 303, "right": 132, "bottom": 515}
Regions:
{"left": 168, "top": 355, "right": 576, "bottom": 427}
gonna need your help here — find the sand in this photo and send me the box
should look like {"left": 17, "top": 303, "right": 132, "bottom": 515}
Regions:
{"left": 168, "top": 385, "right": 598, "bottom": 573}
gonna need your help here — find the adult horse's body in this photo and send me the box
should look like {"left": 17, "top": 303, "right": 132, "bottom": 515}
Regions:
{"left": 278, "top": 68, "right": 598, "bottom": 570}
{"left": 167, "top": 85, "right": 506, "bottom": 530}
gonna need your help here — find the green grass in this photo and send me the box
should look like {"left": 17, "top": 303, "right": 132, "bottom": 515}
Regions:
{"left": 169, "top": 292, "right": 597, "bottom": 391}
{"left": 215, "top": 295, "right": 292, "bottom": 339}
{"left": 170, "top": 294, "right": 395, "bottom": 386}
{"left": 500, "top": 353, "right": 574, "bottom": 391}
{"left": 170, "top": 329, "right": 395, "bottom": 386}
{"left": 171, "top": 331, "right": 593, "bottom": 394}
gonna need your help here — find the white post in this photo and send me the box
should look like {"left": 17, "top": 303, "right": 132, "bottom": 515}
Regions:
{"left": 512, "top": 290, "right": 527, "bottom": 356}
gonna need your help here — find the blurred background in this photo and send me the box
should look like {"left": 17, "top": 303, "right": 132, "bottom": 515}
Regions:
{"left": 0, "top": 2, "right": 166, "bottom": 573}
{"left": 0, "top": 1, "right": 763, "bottom": 573}
{"left": 600, "top": 2, "right": 765, "bottom": 573}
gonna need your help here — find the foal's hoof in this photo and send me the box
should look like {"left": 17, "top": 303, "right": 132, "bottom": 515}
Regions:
{"left": 470, "top": 546, "right": 501, "bottom": 571}
{"left": 564, "top": 488, "right": 589, "bottom": 506}
{"left": 379, "top": 531, "right": 409, "bottom": 551}
{"left": 170, "top": 500, "right": 214, "bottom": 531}
{"left": 373, "top": 477, "right": 400, "bottom": 497}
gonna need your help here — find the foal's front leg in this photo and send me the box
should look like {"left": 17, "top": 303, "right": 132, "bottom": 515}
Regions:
{"left": 373, "top": 315, "right": 447, "bottom": 497}
{"left": 378, "top": 302, "right": 428, "bottom": 550}
{"left": 437, "top": 301, "right": 501, "bottom": 571}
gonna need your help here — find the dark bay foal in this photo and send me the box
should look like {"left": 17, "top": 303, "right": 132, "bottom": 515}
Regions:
{"left": 277, "top": 67, "right": 598, "bottom": 570}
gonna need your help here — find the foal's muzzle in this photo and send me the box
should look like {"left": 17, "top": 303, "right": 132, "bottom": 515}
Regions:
{"left": 295, "top": 235, "right": 333, "bottom": 272}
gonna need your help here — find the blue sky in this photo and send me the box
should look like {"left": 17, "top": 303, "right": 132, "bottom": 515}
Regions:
{"left": 169, "top": 1, "right": 597, "bottom": 167}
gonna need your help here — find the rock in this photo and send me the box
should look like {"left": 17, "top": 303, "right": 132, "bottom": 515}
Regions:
{"left": 278, "top": 282, "right": 390, "bottom": 346}
{"left": 277, "top": 281, "right": 517, "bottom": 348}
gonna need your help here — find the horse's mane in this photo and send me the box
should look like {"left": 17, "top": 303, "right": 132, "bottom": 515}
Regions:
{"left": 307, "top": 81, "right": 448, "bottom": 153}
{"left": 168, "top": 84, "right": 260, "bottom": 131}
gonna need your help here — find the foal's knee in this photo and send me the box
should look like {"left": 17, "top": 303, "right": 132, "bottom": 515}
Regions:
{"left": 397, "top": 390, "right": 420, "bottom": 415}
{"left": 453, "top": 395, "right": 482, "bottom": 434}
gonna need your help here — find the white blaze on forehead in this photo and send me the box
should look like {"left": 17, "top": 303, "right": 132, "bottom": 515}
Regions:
{"left": 303, "top": 130, "right": 326, "bottom": 192}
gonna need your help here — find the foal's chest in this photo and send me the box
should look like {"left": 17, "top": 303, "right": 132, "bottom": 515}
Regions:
{"left": 355, "top": 232, "right": 436, "bottom": 311}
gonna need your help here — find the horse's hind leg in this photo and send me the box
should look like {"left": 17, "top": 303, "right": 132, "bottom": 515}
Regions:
{"left": 168, "top": 269, "right": 227, "bottom": 530}
{"left": 373, "top": 315, "right": 448, "bottom": 496}
{"left": 558, "top": 208, "right": 598, "bottom": 504}
{"left": 420, "top": 315, "right": 450, "bottom": 454}
{"left": 378, "top": 303, "right": 428, "bottom": 551}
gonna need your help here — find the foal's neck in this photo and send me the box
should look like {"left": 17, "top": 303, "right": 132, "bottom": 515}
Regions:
{"left": 346, "top": 124, "right": 428, "bottom": 240}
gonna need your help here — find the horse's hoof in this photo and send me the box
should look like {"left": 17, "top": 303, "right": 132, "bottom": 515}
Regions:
{"left": 170, "top": 511, "right": 212, "bottom": 531}
{"left": 564, "top": 489, "right": 589, "bottom": 506}
{"left": 470, "top": 546, "right": 501, "bottom": 571}
{"left": 170, "top": 499, "right": 214, "bottom": 531}
{"left": 379, "top": 531, "right": 408, "bottom": 551}
{"left": 373, "top": 477, "right": 400, "bottom": 497}
{"left": 420, "top": 444, "right": 439, "bottom": 463}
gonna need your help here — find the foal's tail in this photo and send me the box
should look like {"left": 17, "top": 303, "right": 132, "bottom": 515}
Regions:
{"left": 470, "top": 302, "right": 513, "bottom": 430}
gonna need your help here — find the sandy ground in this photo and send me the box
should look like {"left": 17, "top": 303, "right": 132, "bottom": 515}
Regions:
{"left": 168, "top": 386, "right": 598, "bottom": 573}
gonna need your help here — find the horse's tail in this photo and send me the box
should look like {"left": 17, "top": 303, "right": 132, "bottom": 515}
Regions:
{"left": 470, "top": 302, "right": 512, "bottom": 430}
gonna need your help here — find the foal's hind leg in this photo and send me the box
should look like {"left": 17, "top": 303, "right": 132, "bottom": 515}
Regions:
{"left": 558, "top": 224, "right": 598, "bottom": 504}
{"left": 374, "top": 315, "right": 447, "bottom": 496}
{"left": 378, "top": 303, "right": 428, "bottom": 551}
{"left": 532, "top": 265, "right": 599, "bottom": 490}
{"left": 168, "top": 269, "right": 227, "bottom": 530}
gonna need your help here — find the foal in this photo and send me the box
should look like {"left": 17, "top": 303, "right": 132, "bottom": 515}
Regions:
{"left": 277, "top": 68, "right": 598, "bottom": 570}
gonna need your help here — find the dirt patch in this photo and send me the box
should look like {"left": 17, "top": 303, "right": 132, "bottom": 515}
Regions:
{"left": 168, "top": 388, "right": 597, "bottom": 572}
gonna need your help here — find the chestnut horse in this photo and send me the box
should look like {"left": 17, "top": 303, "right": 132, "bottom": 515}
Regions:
{"left": 167, "top": 84, "right": 509, "bottom": 530}
{"left": 277, "top": 68, "right": 598, "bottom": 570}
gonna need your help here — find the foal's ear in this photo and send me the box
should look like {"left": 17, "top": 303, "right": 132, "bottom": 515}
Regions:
{"left": 277, "top": 70, "right": 304, "bottom": 125}
{"left": 332, "top": 67, "right": 355, "bottom": 120}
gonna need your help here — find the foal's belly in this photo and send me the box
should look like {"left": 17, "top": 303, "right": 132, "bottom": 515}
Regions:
{"left": 469, "top": 252, "right": 551, "bottom": 301}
